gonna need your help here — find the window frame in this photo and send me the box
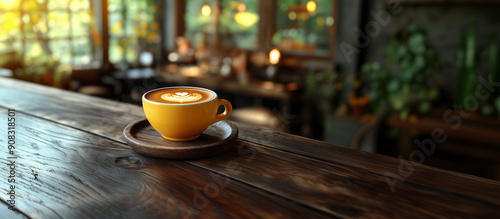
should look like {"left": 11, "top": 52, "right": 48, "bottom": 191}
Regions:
{"left": 171, "top": 0, "right": 338, "bottom": 61}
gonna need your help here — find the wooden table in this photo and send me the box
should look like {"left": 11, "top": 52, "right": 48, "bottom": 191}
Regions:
{"left": 0, "top": 77, "right": 499, "bottom": 218}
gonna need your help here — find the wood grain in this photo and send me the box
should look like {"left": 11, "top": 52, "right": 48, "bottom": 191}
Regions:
{"left": 190, "top": 139, "right": 500, "bottom": 218}
{"left": 1, "top": 78, "right": 500, "bottom": 217}
{"left": 0, "top": 110, "right": 328, "bottom": 218}
{"left": 235, "top": 122, "right": 500, "bottom": 206}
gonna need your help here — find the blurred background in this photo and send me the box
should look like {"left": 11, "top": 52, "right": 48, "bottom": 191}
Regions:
{"left": 1, "top": 0, "right": 499, "bottom": 180}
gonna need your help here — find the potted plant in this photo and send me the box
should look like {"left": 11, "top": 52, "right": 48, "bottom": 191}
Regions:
{"left": 360, "top": 26, "right": 441, "bottom": 120}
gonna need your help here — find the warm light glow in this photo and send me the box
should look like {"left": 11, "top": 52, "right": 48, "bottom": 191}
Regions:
{"left": 234, "top": 12, "right": 259, "bottom": 27}
{"left": 168, "top": 52, "right": 180, "bottom": 62}
{"left": 237, "top": 2, "right": 246, "bottom": 12}
{"left": 201, "top": 4, "right": 211, "bottom": 17}
{"left": 288, "top": 12, "right": 297, "bottom": 20}
{"left": 269, "top": 49, "right": 281, "bottom": 65}
{"left": 262, "top": 81, "right": 275, "bottom": 89}
{"left": 306, "top": 1, "right": 317, "bottom": 13}
{"left": 181, "top": 66, "right": 204, "bottom": 77}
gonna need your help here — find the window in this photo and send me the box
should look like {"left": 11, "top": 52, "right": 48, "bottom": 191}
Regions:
{"left": 184, "top": 0, "right": 217, "bottom": 48}
{"left": 0, "top": 0, "right": 160, "bottom": 76}
{"left": 273, "top": 0, "right": 335, "bottom": 55}
{"left": 107, "top": 0, "right": 160, "bottom": 65}
{"left": 176, "top": 0, "right": 336, "bottom": 57}
{"left": 219, "top": 0, "right": 259, "bottom": 49}
{"left": 0, "top": 0, "right": 97, "bottom": 68}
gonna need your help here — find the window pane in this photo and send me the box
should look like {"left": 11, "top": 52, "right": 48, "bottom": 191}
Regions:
{"left": 24, "top": 41, "right": 45, "bottom": 60}
{"left": 23, "top": 10, "right": 48, "bottom": 39}
{"left": 72, "top": 11, "right": 91, "bottom": 37}
{"left": 0, "top": 12, "right": 21, "bottom": 41}
{"left": 109, "top": 37, "right": 123, "bottom": 63}
{"left": 125, "top": 12, "right": 137, "bottom": 36}
{"left": 108, "top": 0, "right": 159, "bottom": 64}
{"left": 219, "top": 0, "right": 259, "bottom": 49}
{"left": 70, "top": 0, "right": 89, "bottom": 11}
{"left": 274, "top": 0, "right": 333, "bottom": 54}
{"left": 107, "top": 0, "right": 123, "bottom": 13}
{"left": 22, "top": 0, "right": 44, "bottom": 11}
{"left": 125, "top": 37, "right": 138, "bottom": 63}
{"left": 50, "top": 40, "right": 71, "bottom": 63}
{"left": 72, "top": 37, "right": 91, "bottom": 64}
{"left": 109, "top": 13, "right": 124, "bottom": 36}
{"left": 184, "top": 0, "right": 216, "bottom": 47}
{"left": 48, "top": 11, "right": 70, "bottom": 38}
{"left": 48, "top": 0, "right": 69, "bottom": 10}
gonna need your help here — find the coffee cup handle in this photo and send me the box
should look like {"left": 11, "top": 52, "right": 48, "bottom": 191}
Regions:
{"left": 213, "top": 99, "right": 232, "bottom": 124}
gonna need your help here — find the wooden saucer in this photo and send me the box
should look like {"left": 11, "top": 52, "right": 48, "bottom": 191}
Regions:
{"left": 123, "top": 119, "right": 238, "bottom": 159}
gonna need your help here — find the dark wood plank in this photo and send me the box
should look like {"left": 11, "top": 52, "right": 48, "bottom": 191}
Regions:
{"left": 235, "top": 122, "right": 500, "bottom": 206}
{"left": 0, "top": 110, "right": 328, "bottom": 218}
{"left": 192, "top": 139, "right": 500, "bottom": 217}
{"left": 1, "top": 78, "right": 500, "bottom": 216}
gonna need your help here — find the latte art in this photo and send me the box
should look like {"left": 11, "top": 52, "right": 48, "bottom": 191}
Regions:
{"left": 161, "top": 92, "right": 202, "bottom": 103}
{"left": 145, "top": 87, "right": 214, "bottom": 104}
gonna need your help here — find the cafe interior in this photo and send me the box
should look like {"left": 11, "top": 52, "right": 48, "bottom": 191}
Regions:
{"left": 0, "top": 0, "right": 499, "bottom": 181}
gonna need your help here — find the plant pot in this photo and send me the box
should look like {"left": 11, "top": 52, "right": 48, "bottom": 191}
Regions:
{"left": 348, "top": 94, "right": 370, "bottom": 118}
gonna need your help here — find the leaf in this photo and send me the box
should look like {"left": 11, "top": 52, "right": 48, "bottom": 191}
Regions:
{"left": 465, "top": 25, "right": 476, "bottom": 70}
{"left": 387, "top": 80, "right": 400, "bottom": 92}
{"left": 414, "top": 45, "right": 426, "bottom": 55}
{"left": 396, "top": 44, "right": 407, "bottom": 60}
{"left": 415, "top": 55, "right": 425, "bottom": 69}
{"left": 390, "top": 94, "right": 405, "bottom": 110}
{"left": 409, "top": 33, "right": 424, "bottom": 53}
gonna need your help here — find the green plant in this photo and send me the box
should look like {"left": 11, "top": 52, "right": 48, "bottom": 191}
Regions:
{"left": 456, "top": 24, "right": 478, "bottom": 105}
{"left": 478, "top": 37, "right": 500, "bottom": 117}
{"left": 487, "top": 39, "right": 500, "bottom": 116}
{"left": 455, "top": 24, "right": 500, "bottom": 117}
{"left": 362, "top": 26, "right": 440, "bottom": 120}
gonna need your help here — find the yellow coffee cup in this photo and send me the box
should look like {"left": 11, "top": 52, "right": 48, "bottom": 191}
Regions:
{"left": 142, "top": 86, "right": 232, "bottom": 141}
